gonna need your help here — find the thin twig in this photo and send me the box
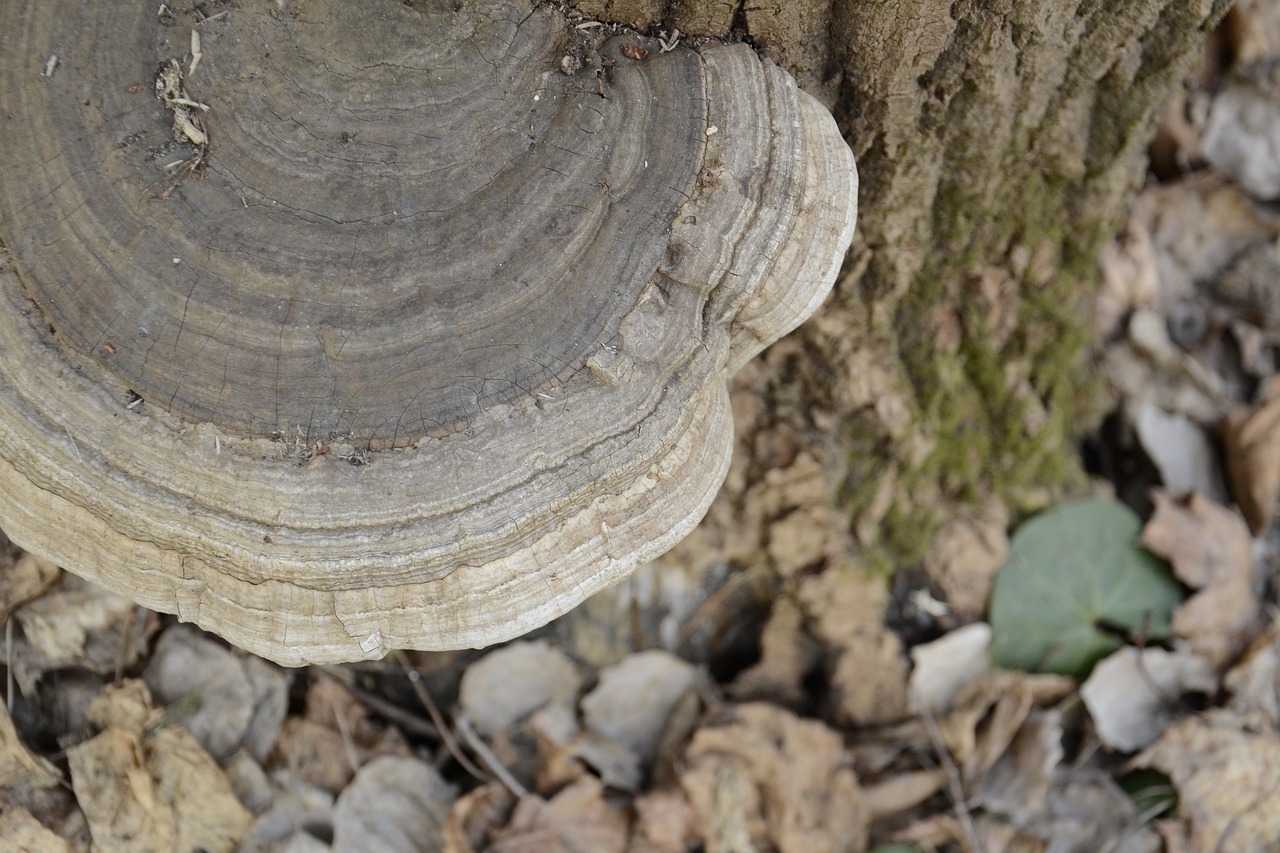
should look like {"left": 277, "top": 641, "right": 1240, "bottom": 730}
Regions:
{"left": 5, "top": 617, "right": 12, "bottom": 713}
{"left": 114, "top": 606, "right": 134, "bottom": 684}
{"left": 1099, "top": 794, "right": 1176, "bottom": 853}
{"left": 920, "top": 704, "right": 985, "bottom": 853}
{"left": 390, "top": 649, "right": 489, "bottom": 783}
{"left": 457, "top": 715, "right": 529, "bottom": 799}
{"left": 343, "top": 683, "right": 442, "bottom": 741}
{"left": 324, "top": 683, "right": 362, "bottom": 778}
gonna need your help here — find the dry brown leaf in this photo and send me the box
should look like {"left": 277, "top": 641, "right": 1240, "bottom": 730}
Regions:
{"left": 332, "top": 755, "right": 456, "bottom": 853}
{"left": 443, "top": 782, "right": 516, "bottom": 853}
{"left": 65, "top": 722, "right": 179, "bottom": 849}
{"left": 1106, "top": 176, "right": 1276, "bottom": 424}
{"left": 1226, "top": 619, "right": 1280, "bottom": 726}
{"left": 920, "top": 504, "right": 1009, "bottom": 619}
{"left": 861, "top": 769, "right": 946, "bottom": 819}
{"left": 1097, "top": 220, "right": 1161, "bottom": 336}
{"left": 1150, "top": 87, "right": 1205, "bottom": 180}
{"left": 84, "top": 678, "right": 154, "bottom": 732}
{"left": 66, "top": 680, "right": 251, "bottom": 853}
{"left": 1135, "top": 710, "right": 1280, "bottom": 851}
{"left": 884, "top": 813, "right": 964, "bottom": 851}
{"left": 580, "top": 650, "right": 698, "bottom": 768}
{"left": 1230, "top": 316, "right": 1275, "bottom": 380}
{"left": 0, "top": 549, "right": 59, "bottom": 620}
{"left": 271, "top": 677, "right": 410, "bottom": 793}
{"left": 525, "top": 703, "right": 599, "bottom": 792}
{"left": 1142, "top": 492, "right": 1259, "bottom": 666}
{"left": 0, "top": 782, "right": 89, "bottom": 849}
{"left": 1025, "top": 674, "right": 1078, "bottom": 706}
{"left": 1131, "top": 174, "right": 1276, "bottom": 297}
{"left": 146, "top": 725, "right": 255, "bottom": 853}
{"left": 488, "top": 776, "right": 628, "bottom": 853}
{"left": 1223, "top": 381, "right": 1280, "bottom": 533}
{"left": 1221, "top": 0, "right": 1280, "bottom": 66}
{"left": 975, "top": 710, "right": 1063, "bottom": 819}
{"left": 1154, "top": 819, "right": 1195, "bottom": 853}
{"left": 0, "top": 804, "right": 71, "bottom": 853}
{"left": 634, "top": 786, "right": 699, "bottom": 853}
{"left": 458, "top": 640, "right": 582, "bottom": 738}
{"left": 1082, "top": 647, "right": 1217, "bottom": 752}
{"left": 937, "top": 670, "right": 1036, "bottom": 784}
{"left": 1105, "top": 335, "right": 1223, "bottom": 425}
{"left": 10, "top": 574, "right": 147, "bottom": 693}
{"left": 1125, "top": 310, "right": 1226, "bottom": 407}
{"left": 465, "top": 703, "right": 554, "bottom": 798}
{"left": 271, "top": 718, "right": 373, "bottom": 794}
{"left": 679, "top": 703, "right": 868, "bottom": 853}
{"left": 1143, "top": 492, "right": 1253, "bottom": 587}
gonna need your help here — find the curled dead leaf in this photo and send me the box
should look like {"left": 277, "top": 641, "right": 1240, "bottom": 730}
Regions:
{"left": 1142, "top": 492, "right": 1259, "bottom": 666}
{"left": 679, "top": 703, "right": 868, "bottom": 853}
{"left": 1223, "top": 382, "right": 1280, "bottom": 533}
{"left": 1135, "top": 710, "right": 1280, "bottom": 851}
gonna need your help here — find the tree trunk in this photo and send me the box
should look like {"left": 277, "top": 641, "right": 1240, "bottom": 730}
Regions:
{"left": 555, "top": 0, "right": 1231, "bottom": 665}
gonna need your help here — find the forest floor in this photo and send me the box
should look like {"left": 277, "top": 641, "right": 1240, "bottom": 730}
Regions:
{"left": 8, "top": 8, "right": 1280, "bottom": 853}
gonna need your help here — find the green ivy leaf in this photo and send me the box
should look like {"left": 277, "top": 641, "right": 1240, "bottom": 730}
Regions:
{"left": 989, "top": 499, "right": 1184, "bottom": 676}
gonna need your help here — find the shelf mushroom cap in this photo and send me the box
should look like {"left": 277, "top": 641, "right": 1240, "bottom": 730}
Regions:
{"left": 0, "top": 1, "right": 857, "bottom": 665}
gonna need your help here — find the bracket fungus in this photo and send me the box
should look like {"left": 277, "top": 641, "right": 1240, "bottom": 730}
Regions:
{"left": 0, "top": 1, "right": 856, "bottom": 665}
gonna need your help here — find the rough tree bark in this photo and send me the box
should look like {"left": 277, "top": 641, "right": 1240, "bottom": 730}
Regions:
{"left": 557, "top": 0, "right": 1232, "bottom": 667}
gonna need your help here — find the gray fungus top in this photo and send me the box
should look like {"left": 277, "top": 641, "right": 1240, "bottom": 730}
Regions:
{"left": 0, "top": 0, "right": 856, "bottom": 665}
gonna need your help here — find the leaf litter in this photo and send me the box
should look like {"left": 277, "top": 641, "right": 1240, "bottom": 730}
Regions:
{"left": 9, "top": 8, "right": 1280, "bottom": 853}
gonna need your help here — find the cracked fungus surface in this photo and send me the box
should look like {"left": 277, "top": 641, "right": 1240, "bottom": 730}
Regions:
{"left": 2, "top": 1, "right": 712, "bottom": 448}
{"left": 0, "top": 0, "right": 855, "bottom": 664}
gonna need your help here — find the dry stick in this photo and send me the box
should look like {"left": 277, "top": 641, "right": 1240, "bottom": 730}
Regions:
{"left": 1128, "top": 612, "right": 1197, "bottom": 719}
{"left": 343, "top": 683, "right": 442, "bottom": 741}
{"left": 390, "top": 649, "right": 490, "bottom": 783}
{"left": 1077, "top": 732, "right": 1172, "bottom": 853}
{"left": 323, "top": 682, "right": 362, "bottom": 779}
{"left": 920, "top": 704, "right": 985, "bottom": 853}
{"left": 456, "top": 715, "right": 529, "bottom": 799}
{"left": 115, "top": 606, "right": 134, "bottom": 685}
{"left": 5, "top": 617, "right": 12, "bottom": 713}
{"left": 1100, "top": 795, "right": 1176, "bottom": 853}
